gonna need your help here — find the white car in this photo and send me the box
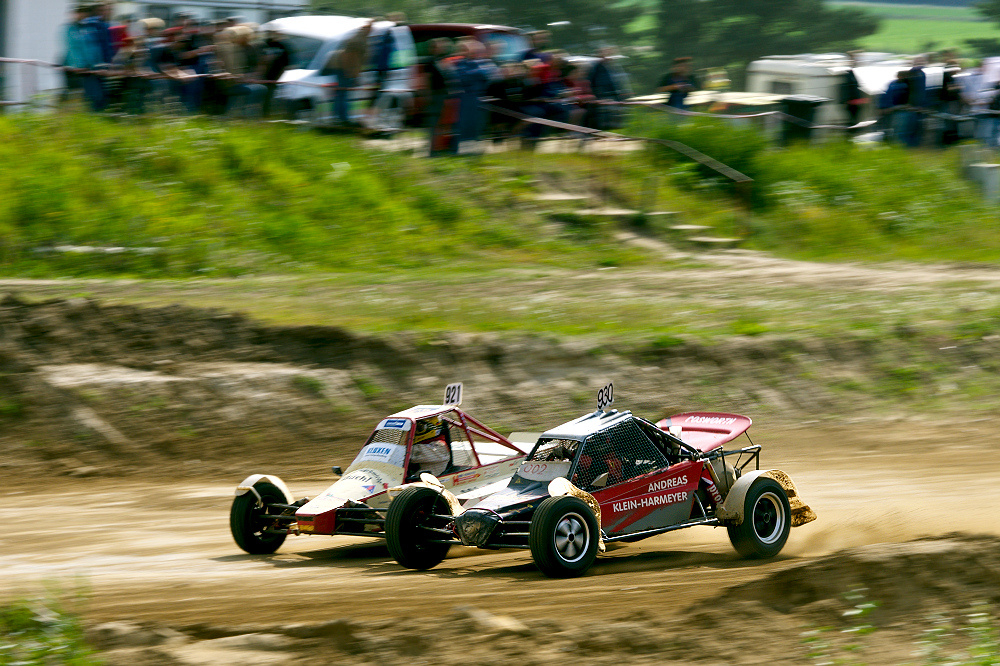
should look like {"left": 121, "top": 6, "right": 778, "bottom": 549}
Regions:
{"left": 262, "top": 15, "right": 417, "bottom": 130}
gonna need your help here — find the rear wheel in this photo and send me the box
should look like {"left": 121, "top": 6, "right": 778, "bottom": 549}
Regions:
{"left": 529, "top": 496, "right": 599, "bottom": 578}
{"left": 727, "top": 478, "right": 791, "bottom": 558}
{"left": 230, "top": 481, "right": 288, "bottom": 555}
{"left": 386, "top": 486, "right": 453, "bottom": 570}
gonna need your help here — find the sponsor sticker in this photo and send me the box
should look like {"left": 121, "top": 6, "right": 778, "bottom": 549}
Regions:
{"left": 381, "top": 418, "right": 410, "bottom": 430}
{"left": 452, "top": 470, "right": 481, "bottom": 485}
{"left": 611, "top": 491, "right": 689, "bottom": 513}
{"left": 685, "top": 415, "right": 737, "bottom": 425}
{"left": 648, "top": 475, "right": 688, "bottom": 493}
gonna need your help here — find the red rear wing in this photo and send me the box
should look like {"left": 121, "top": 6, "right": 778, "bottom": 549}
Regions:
{"left": 655, "top": 412, "right": 752, "bottom": 453}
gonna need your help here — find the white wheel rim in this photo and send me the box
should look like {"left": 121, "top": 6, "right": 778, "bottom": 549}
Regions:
{"left": 752, "top": 491, "right": 786, "bottom": 544}
{"left": 553, "top": 512, "right": 590, "bottom": 563}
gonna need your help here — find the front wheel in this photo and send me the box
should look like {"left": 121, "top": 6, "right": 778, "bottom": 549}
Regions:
{"left": 230, "top": 481, "right": 288, "bottom": 554}
{"left": 727, "top": 478, "right": 791, "bottom": 558}
{"left": 385, "top": 486, "right": 453, "bottom": 570}
{"left": 529, "top": 496, "right": 599, "bottom": 578}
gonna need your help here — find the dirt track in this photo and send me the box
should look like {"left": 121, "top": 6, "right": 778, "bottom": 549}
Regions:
{"left": 4, "top": 421, "right": 997, "bottom": 636}
{"left": 3, "top": 273, "right": 1000, "bottom": 662}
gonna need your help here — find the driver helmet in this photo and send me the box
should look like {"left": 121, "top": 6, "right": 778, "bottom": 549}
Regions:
{"left": 414, "top": 416, "right": 444, "bottom": 443}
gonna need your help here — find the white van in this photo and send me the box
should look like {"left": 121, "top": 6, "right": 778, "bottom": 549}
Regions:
{"left": 262, "top": 15, "right": 417, "bottom": 130}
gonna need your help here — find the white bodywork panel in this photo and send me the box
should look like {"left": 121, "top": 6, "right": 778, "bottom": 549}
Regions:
{"left": 234, "top": 473, "right": 294, "bottom": 504}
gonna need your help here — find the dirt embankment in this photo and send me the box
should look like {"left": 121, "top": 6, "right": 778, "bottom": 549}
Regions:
{"left": 1, "top": 292, "right": 999, "bottom": 479}
{"left": 81, "top": 535, "right": 1000, "bottom": 665}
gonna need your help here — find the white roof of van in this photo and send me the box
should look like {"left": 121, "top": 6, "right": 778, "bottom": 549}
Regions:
{"left": 262, "top": 15, "right": 372, "bottom": 40}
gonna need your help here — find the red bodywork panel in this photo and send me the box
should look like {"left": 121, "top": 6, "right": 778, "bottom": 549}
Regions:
{"left": 594, "top": 459, "right": 703, "bottom": 535}
{"left": 655, "top": 412, "right": 752, "bottom": 453}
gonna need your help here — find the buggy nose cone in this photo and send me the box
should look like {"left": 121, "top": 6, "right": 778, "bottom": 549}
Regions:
{"left": 455, "top": 509, "right": 500, "bottom": 547}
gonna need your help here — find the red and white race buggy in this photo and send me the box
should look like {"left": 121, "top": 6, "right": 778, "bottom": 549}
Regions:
{"left": 229, "top": 384, "right": 529, "bottom": 554}
{"left": 385, "top": 383, "right": 816, "bottom": 577}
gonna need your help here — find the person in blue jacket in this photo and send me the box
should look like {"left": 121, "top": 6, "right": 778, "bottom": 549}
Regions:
{"left": 63, "top": 4, "right": 107, "bottom": 110}
{"left": 452, "top": 38, "right": 498, "bottom": 154}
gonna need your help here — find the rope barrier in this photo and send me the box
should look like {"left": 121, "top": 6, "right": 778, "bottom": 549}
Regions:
{"left": 480, "top": 100, "right": 753, "bottom": 185}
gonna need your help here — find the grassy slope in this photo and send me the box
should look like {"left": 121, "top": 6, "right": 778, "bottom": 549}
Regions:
{"left": 0, "top": 113, "right": 662, "bottom": 277}
{"left": 629, "top": 113, "right": 1000, "bottom": 262}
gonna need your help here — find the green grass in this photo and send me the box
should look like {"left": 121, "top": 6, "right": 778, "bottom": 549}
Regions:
{"left": 857, "top": 17, "right": 998, "bottom": 53}
{"left": 0, "top": 597, "right": 97, "bottom": 665}
{"left": 0, "top": 113, "right": 654, "bottom": 277}
{"left": 828, "top": 2, "right": 982, "bottom": 21}
{"left": 631, "top": 114, "right": 1000, "bottom": 263}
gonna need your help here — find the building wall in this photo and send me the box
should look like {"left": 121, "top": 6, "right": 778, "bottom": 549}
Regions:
{"left": 2, "top": 0, "right": 70, "bottom": 103}
{"left": 0, "top": 0, "right": 306, "bottom": 104}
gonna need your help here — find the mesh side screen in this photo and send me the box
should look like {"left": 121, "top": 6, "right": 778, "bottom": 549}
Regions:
{"left": 574, "top": 421, "right": 669, "bottom": 490}
{"left": 370, "top": 428, "right": 406, "bottom": 446}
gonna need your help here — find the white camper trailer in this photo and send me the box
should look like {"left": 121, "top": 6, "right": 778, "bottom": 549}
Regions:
{"left": 746, "top": 52, "right": 943, "bottom": 125}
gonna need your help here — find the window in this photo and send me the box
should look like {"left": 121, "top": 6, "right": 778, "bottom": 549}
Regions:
{"left": 770, "top": 80, "right": 794, "bottom": 95}
{"left": 483, "top": 33, "right": 529, "bottom": 63}
{"left": 527, "top": 438, "right": 580, "bottom": 462}
{"left": 283, "top": 35, "right": 325, "bottom": 70}
{"left": 446, "top": 423, "right": 477, "bottom": 470}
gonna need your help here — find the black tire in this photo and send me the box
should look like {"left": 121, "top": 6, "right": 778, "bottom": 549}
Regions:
{"left": 727, "top": 478, "right": 791, "bottom": 559}
{"left": 230, "top": 481, "right": 288, "bottom": 555}
{"left": 385, "top": 486, "right": 452, "bottom": 570}
{"left": 529, "top": 496, "right": 599, "bottom": 578}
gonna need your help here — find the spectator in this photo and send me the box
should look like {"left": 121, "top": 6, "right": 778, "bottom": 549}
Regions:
{"left": 109, "top": 34, "right": 148, "bottom": 113}
{"left": 587, "top": 46, "right": 627, "bottom": 130}
{"left": 424, "top": 37, "right": 456, "bottom": 156}
{"left": 899, "top": 55, "right": 927, "bottom": 147}
{"left": 214, "top": 25, "right": 265, "bottom": 118}
{"left": 157, "top": 28, "right": 201, "bottom": 113}
{"left": 657, "top": 56, "right": 698, "bottom": 110}
{"left": 879, "top": 69, "right": 910, "bottom": 143}
{"left": 563, "top": 62, "right": 595, "bottom": 129}
{"left": 259, "top": 31, "right": 291, "bottom": 118}
{"left": 520, "top": 56, "right": 569, "bottom": 145}
{"left": 522, "top": 30, "right": 552, "bottom": 63}
{"left": 62, "top": 3, "right": 107, "bottom": 111}
{"left": 841, "top": 50, "right": 867, "bottom": 132}
{"left": 367, "top": 12, "right": 407, "bottom": 124}
{"left": 109, "top": 13, "right": 131, "bottom": 54}
{"left": 452, "top": 38, "right": 497, "bottom": 153}
{"left": 323, "top": 20, "right": 373, "bottom": 126}
{"left": 85, "top": 2, "right": 115, "bottom": 65}
{"left": 939, "top": 50, "right": 962, "bottom": 145}
{"left": 485, "top": 61, "right": 527, "bottom": 141}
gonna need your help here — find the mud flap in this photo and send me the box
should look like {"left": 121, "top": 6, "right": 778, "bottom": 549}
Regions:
{"left": 764, "top": 470, "right": 817, "bottom": 527}
{"left": 716, "top": 469, "right": 816, "bottom": 527}
{"left": 547, "top": 477, "right": 606, "bottom": 553}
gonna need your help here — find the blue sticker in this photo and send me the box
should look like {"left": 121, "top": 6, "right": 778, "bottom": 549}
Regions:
{"left": 383, "top": 418, "right": 408, "bottom": 429}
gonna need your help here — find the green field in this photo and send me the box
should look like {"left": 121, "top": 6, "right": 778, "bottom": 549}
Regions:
{"left": 859, "top": 17, "right": 998, "bottom": 52}
{"left": 828, "top": 2, "right": 981, "bottom": 20}
{"left": 828, "top": 2, "right": 998, "bottom": 53}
